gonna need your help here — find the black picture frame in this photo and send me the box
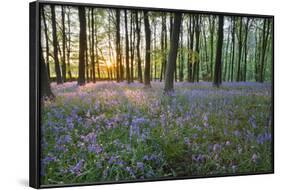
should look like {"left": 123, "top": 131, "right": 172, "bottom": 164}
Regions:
{"left": 30, "top": 0, "right": 274, "bottom": 188}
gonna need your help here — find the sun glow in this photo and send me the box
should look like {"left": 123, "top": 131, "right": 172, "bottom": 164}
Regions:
{"left": 106, "top": 60, "right": 113, "bottom": 68}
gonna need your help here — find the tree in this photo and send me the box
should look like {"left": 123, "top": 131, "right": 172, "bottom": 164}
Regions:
{"left": 61, "top": 6, "right": 67, "bottom": 82}
{"left": 51, "top": 5, "right": 63, "bottom": 84}
{"left": 213, "top": 15, "right": 224, "bottom": 87}
{"left": 188, "top": 15, "right": 195, "bottom": 82}
{"left": 78, "top": 7, "right": 86, "bottom": 86}
{"left": 115, "top": 9, "right": 121, "bottom": 82}
{"left": 135, "top": 11, "right": 142, "bottom": 83}
{"left": 193, "top": 15, "right": 200, "bottom": 82}
{"left": 230, "top": 17, "right": 236, "bottom": 82}
{"left": 259, "top": 18, "right": 271, "bottom": 82}
{"left": 41, "top": 6, "right": 50, "bottom": 79}
{"left": 209, "top": 15, "right": 215, "bottom": 81}
{"left": 91, "top": 8, "right": 96, "bottom": 83}
{"left": 243, "top": 17, "right": 250, "bottom": 81}
{"left": 236, "top": 17, "right": 243, "bottom": 82}
{"left": 160, "top": 14, "right": 167, "bottom": 82}
{"left": 130, "top": 11, "right": 135, "bottom": 83}
{"left": 124, "top": 10, "right": 130, "bottom": 83}
{"left": 40, "top": 44, "right": 54, "bottom": 99}
{"left": 144, "top": 10, "right": 151, "bottom": 87}
{"left": 164, "top": 12, "right": 182, "bottom": 93}
{"left": 66, "top": 7, "right": 72, "bottom": 80}
{"left": 223, "top": 22, "right": 230, "bottom": 81}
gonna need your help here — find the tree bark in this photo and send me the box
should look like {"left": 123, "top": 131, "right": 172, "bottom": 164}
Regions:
{"left": 61, "top": 6, "right": 66, "bottom": 82}
{"left": 213, "top": 15, "right": 224, "bottom": 87}
{"left": 40, "top": 44, "right": 54, "bottom": 99}
{"left": 116, "top": 10, "right": 121, "bottom": 82}
{"left": 41, "top": 6, "right": 50, "bottom": 79}
{"left": 51, "top": 5, "right": 63, "bottom": 84}
{"left": 144, "top": 11, "right": 151, "bottom": 87}
{"left": 124, "top": 10, "right": 130, "bottom": 83}
{"left": 66, "top": 7, "right": 72, "bottom": 80}
{"left": 164, "top": 13, "right": 182, "bottom": 93}
{"left": 78, "top": 6, "right": 86, "bottom": 86}
{"left": 135, "top": 11, "right": 142, "bottom": 83}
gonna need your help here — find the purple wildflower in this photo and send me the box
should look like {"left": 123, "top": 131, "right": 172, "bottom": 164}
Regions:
{"left": 70, "top": 159, "right": 84, "bottom": 175}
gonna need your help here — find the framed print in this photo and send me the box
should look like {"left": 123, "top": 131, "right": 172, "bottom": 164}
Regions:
{"left": 29, "top": 0, "right": 274, "bottom": 188}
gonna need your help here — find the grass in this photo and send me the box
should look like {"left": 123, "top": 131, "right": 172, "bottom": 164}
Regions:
{"left": 40, "top": 81, "right": 273, "bottom": 185}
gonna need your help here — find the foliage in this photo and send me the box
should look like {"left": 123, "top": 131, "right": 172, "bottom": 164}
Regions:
{"left": 41, "top": 81, "right": 272, "bottom": 185}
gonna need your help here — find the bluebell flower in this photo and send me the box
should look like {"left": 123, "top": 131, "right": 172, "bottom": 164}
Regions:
{"left": 69, "top": 159, "right": 84, "bottom": 175}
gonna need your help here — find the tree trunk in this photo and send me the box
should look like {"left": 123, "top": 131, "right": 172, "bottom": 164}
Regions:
{"left": 230, "top": 17, "right": 235, "bottom": 82}
{"left": 78, "top": 6, "right": 86, "bottom": 86}
{"left": 160, "top": 14, "right": 165, "bottom": 82}
{"left": 41, "top": 6, "right": 50, "bottom": 79}
{"left": 188, "top": 15, "right": 195, "bottom": 82}
{"left": 209, "top": 16, "right": 215, "bottom": 81}
{"left": 223, "top": 24, "right": 230, "bottom": 81}
{"left": 66, "top": 7, "right": 72, "bottom": 80}
{"left": 51, "top": 5, "right": 63, "bottom": 84}
{"left": 130, "top": 11, "right": 135, "bottom": 82}
{"left": 144, "top": 11, "right": 151, "bottom": 87}
{"left": 116, "top": 10, "right": 121, "bottom": 82}
{"left": 213, "top": 15, "right": 224, "bottom": 87}
{"left": 91, "top": 8, "right": 96, "bottom": 83}
{"left": 259, "top": 18, "right": 270, "bottom": 82}
{"left": 124, "top": 10, "right": 130, "bottom": 83}
{"left": 61, "top": 6, "right": 66, "bottom": 82}
{"left": 236, "top": 17, "right": 243, "bottom": 82}
{"left": 194, "top": 15, "right": 200, "bottom": 82}
{"left": 40, "top": 45, "right": 54, "bottom": 99}
{"left": 179, "top": 21, "right": 184, "bottom": 82}
{"left": 164, "top": 13, "right": 182, "bottom": 93}
{"left": 135, "top": 11, "right": 142, "bottom": 83}
{"left": 243, "top": 18, "right": 250, "bottom": 81}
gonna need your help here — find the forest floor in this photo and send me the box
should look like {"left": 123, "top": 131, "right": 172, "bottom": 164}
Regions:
{"left": 40, "top": 81, "right": 273, "bottom": 185}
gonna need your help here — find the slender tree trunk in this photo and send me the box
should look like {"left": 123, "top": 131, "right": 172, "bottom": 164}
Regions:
{"left": 135, "top": 12, "right": 142, "bottom": 83}
{"left": 66, "top": 8, "right": 72, "bottom": 80}
{"left": 164, "top": 13, "right": 182, "bottom": 93}
{"left": 130, "top": 11, "right": 135, "bottom": 82}
{"left": 41, "top": 6, "right": 50, "bottom": 79}
{"left": 194, "top": 15, "right": 200, "bottom": 82}
{"left": 223, "top": 26, "right": 230, "bottom": 81}
{"left": 230, "top": 17, "right": 235, "bottom": 82}
{"left": 188, "top": 15, "right": 195, "bottom": 82}
{"left": 40, "top": 44, "right": 54, "bottom": 99}
{"left": 144, "top": 11, "right": 151, "bottom": 87}
{"left": 213, "top": 15, "right": 224, "bottom": 87}
{"left": 243, "top": 18, "right": 250, "bottom": 81}
{"left": 259, "top": 18, "right": 270, "bottom": 82}
{"left": 124, "top": 10, "right": 130, "bottom": 83}
{"left": 116, "top": 10, "right": 121, "bottom": 82}
{"left": 94, "top": 12, "right": 100, "bottom": 80}
{"left": 51, "top": 5, "right": 63, "bottom": 84}
{"left": 153, "top": 19, "right": 157, "bottom": 81}
{"left": 61, "top": 6, "right": 67, "bottom": 82}
{"left": 202, "top": 20, "right": 209, "bottom": 78}
{"left": 91, "top": 8, "right": 96, "bottom": 83}
{"left": 78, "top": 7, "right": 86, "bottom": 86}
{"left": 209, "top": 16, "right": 215, "bottom": 81}
{"left": 179, "top": 21, "right": 184, "bottom": 82}
{"left": 160, "top": 14, "right": 165, "bottom": 82}
{"left": 236, "top": 17, "right": 243, "bottom": 82}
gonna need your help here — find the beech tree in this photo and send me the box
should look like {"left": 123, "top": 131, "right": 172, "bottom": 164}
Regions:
{"left": 213, "top": 15, "right": 224, "bottom": 87}
{"left": 164, "top": 12, "right": 182, "bottom": 93}
{"left": 77, "top": 6, "right": 86, "bottom": 86}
